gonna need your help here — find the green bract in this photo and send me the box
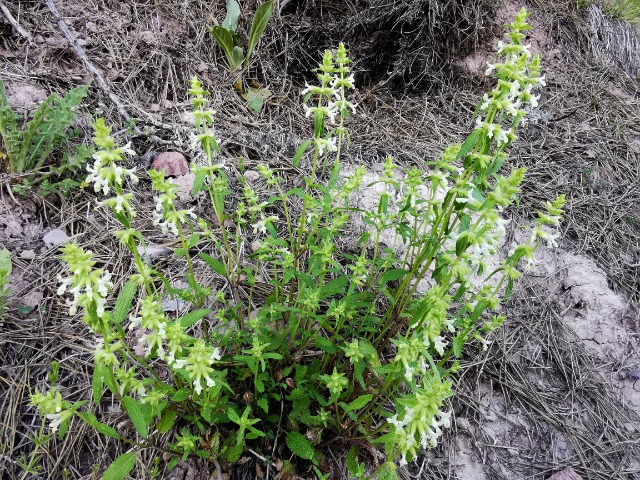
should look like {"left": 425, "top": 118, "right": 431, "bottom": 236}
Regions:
{"left": 30, "top": 9, "right": 564, "bottom": 478}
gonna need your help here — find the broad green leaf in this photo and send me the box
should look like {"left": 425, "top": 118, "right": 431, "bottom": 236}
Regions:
{"left": 319, "top": 276, "right": 347, "bottom": 299}
{"left": 293, "top": 140, "right": 312, "bottom": 167}
{"left": 102, "top": 452, "right": 136, "bottom": 480}
{"left": 285, "top": 431, "right": 315, "bottom": 460}
{"left": 231, "top": 46, "right": 244, "bottom": 70}
{"left": 222, "top": 0, "right": 241, "bottom": 31}
{"left": 187, "top": 233, "right": 200, "bottom": 248}
{"left": 314, "top": 336, "right": 336, "bottom": 354}
{"left": 452, "top": 334, "right": 464, "bottom": 358}
{"left": 121, "top": 396, "right": 151, "bottom": 438}
{"left": 245, "top": 0, "right": 273, "bottom": 66}
{"left": 346, "top": 446, "right": 360, "bottom": 474}
{"left": 245, "top": 87, "right": 271, "bottom": 113}
{"left": 157, "top": 407, "right": 178, "bottom": 433}
{"left": 225, "top": 443, "right": 243, "bottom": 463}
{"left": 257, "top": 397, "right": 269, "bottom": 413}
{"left": 210, "top": 26, "right": 243, "bottom": 71}
{"left": 178, "top": 308, "right": 211, "bottom": 329}
{"left": 92, "top": 364, "right": 105, "bottom": 404}
{"left": 378, "top": 268, "right": 407, "bottom": 285}
{"left": 113, "top": 279, "right": 138, "bottom": 324}
{"left": 456, "top": 129, "right": 481, "bottom": 160}
{"left": 0, "top": 248, "right": 11, "bottom": 275}
{"left": 345, "top": 394, "right": 372, "bottom": 412}
{"left": 172, "top": 389, "right": 191, "bottom": 402}
{"left": 199, "top": 253, "right": 227, "bottom": 277}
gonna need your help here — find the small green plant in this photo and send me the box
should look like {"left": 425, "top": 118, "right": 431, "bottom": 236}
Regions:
{"left": 31, "top": 9, "right": 564, "bottom": 478}
{"left": 0, "top": 248, "right": 11, "bottom": 320}
{"left": 209, "top": 0, "right": 274, "bottom": 112}
{"left": 0, "top": 80, "right": 89, "bottom": 189}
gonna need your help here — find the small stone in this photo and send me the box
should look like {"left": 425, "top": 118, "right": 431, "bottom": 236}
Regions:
{"left": 151, "top": 152, "right": 189, "bottom": 176}
{"left": 137, "top": 244, "right": 172, "bottom": 262}
{"left": 20, "top": 250, "right": 35, "bottom": 260}
{"left": 43, "top": 229, "right": 69, "bottom": 247}
{"left": 149, "top": 103, "right": 160, "bottom": 112}
{"left": 196, "top": 62, "right": 208, "bottom": 72}
{"left": 547, "top": 467, "right": 583, "bottom": 480}
{"left": 174, "top": 173, "right": 196, "bottom": 202}
{"left": 244, "top": 170, "right": 260, "bottom": 182}
{"left": 162, "top": 99, "right": 173, "bottom": 109}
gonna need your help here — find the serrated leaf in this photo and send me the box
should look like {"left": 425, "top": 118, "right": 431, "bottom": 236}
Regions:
{"left": 345, "top": 394, "right": 372, "bottom": 412}
{"left": 172, "top": 389, "right": 190, "bottom": 402}
{"left": 378, "top": 268, "right": 407, "bottom": 285}
{"left": 0, "top": 248, "right": 11, "bottom": 275}
{"left": 314, "top": 336, "right": 336, "bottom": 354}
{"left": 92, "top": 364, "right": 105, "bottom": 404}
{"left": 178, "top": 308, "right": 211, "bottom": 329}
{"left": 286, "top": 431, "right": 315, "bottom": 460}
{"left": 113, "top": 279, "right": 138, "bottom": 324}
{"left": 246, "top": 0, "right": 273, "bottom": 66}
{"left": 222, "top": 0, "right": 241, "bottom": 31}
{"left": 456, "top": 129, "right": 481, "bottom": 160}
{"left": 198, "top": 253, "right": 227, "bottom": 277}
{"left": 157, "top": 407, "right": 178, "bottom": 433}
{"left": 102, "top": 452, "right": 136, "bottom": 480}
{"left": 121, "top": 396, "right": 151, "bottom": 438}
{"left": 319, "top": 276, "right": 347, "bottom": 299}
{"left": 292, "top": 140, "right": 312, "bottom": 167}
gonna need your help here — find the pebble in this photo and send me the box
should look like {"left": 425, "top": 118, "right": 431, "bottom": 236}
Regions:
{"left": 43, "top": 229, "right": 69, "bottom": 247}
{"left": 151, "top": 152, "right": 189, "bottom": 176}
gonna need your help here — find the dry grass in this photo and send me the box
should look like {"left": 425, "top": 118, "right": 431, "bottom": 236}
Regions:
{"left": 1, "top": 0, "right": 639, "bottom": 478}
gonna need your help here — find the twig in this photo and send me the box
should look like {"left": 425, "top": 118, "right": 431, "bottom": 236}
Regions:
{"left": 0, "top": 1, "right": 32, "bottom": 42}
{"left": 43, "top": 0, "right": 139, "bottom": 132}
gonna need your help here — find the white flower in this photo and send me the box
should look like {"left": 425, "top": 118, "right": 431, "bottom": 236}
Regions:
{"left": 432, "top": 336, "right": 447, "bottom": 356}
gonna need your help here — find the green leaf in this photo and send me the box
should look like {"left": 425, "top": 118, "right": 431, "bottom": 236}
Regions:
{"left": 346, "top": 446, "right": 360, "bottom": 474}
{"left": 345, "top": 394, "right": 372, "bottom": 412}
{"left": 0, "top": 248, "right": 11, "bottom": 275}
{"left": 285, "top": 431, "right": 315, "bottom": 460}
{"left": 245, "top": 87, "right": 271, "bottom": 113}
{"left": 121, "top": 396, "right": 151, "bottom": 438}
{"left": 246, "top": 0, "right": 273, "bottom": 66}
{"left": 178, "top": 308, "right": 211, "bottom": 329}
{"left": 102, "top": 452, "right": 136, "bottom": 480}
{"left": 314, "top": 336, "right": 336, "bottom": 354}
{"left": 77, "top": 411, "right": 122, "bottom": 439}
{"left": 292, "top": 140, "right": 312, "bottom": 167}
{"left": 157, "top": 407, "right": 178, "bottom": 434}
{"left": 92, "top": 364, "right": 105, "bottom": 404}
{"left": 452, "top": 334, "right": 464, "bottom": 358}
{"left": 257, "top": 397, "right": 269, "bottom": 413}
{"left": 209, "top": 26, "right": 243, "bottom": 71}
{"left": 225, "top": 443, "right": 243, "bottom": 463}
{"left": 319, "top": 276, "right": 348, "bottom": 299}
{"left": 455, "top": 235, "right": 469, "bottom": 256}
{"left": 113, "top": 279, "right": 138, "bottom": 324}
{"left": 378, "top": 268, "right": 407, "bottom": 285}
{"left": 172, "top": 389, "right": 191, "bottom": 402}
{"left": 192, "top": 169, "right": 207, "bottom": 195}
{"left": 222, "top": 0, "right": 241, "bottom": 31}
{"left": 199, "top": 253, "right": 227, "bottom": 277}
{"left": 187, "top": 233, "right": 200, "bottom": 248}
{"left": 456, "top": 129, "right": 481, "bottom": 160}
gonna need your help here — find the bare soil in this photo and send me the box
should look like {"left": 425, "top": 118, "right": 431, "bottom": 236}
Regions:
{"left": 1, "top": 0, "right": 639, "bottom": 479}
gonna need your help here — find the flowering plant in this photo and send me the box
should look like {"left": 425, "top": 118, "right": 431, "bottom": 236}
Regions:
{"left": 30, "top": 9, "right": 563, "bottom": 479}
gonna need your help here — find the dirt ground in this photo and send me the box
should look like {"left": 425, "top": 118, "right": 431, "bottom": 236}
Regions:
{"left": 1, "top": 0, "right": 639, "bottom": 479}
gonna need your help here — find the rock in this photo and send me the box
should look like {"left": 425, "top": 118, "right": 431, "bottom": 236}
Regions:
{"left": 174, "top": 173, "right": 196, "bottom": 202}
{"left": 151, "top": 152, "right": 189, "bottom": 176}
{"left": 137, "top": 244, "right": 172, "bottom": 262}
{"left": 20, "top": 250, "right": 35, "bottom": 260}
{"left": 149, "top": 103, "right": 160, "bottom": 112}
{"left": 43, "top": 229, "right": 69, "bottom": 247}
{"left": 547, "top": 467, "right": 583, "bottom": 480}
{"left": 244, "top": 170, "right": 260, "bottom": 182}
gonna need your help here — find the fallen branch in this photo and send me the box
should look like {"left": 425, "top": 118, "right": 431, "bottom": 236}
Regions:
{"left": 44, "top": 0, "right": 139, "bottom": 132}
{"left": 0, "top": 0, "right": 32, "bottom": 42}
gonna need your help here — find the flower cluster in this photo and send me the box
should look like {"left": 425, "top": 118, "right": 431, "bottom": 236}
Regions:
{"left": 57, "top": 243, "right": 112, "bottom": 329}
{"left": 85, "top": 119, "right": 138, "bottom": 211}
{"left": 149, "top": 169, "right": 195, "bottom": 236}
{"left": 29, "top": 387, "right": 74, "bottom": 434}
{"left": 476, "top": 7, "right": 545, "bottom": 148}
